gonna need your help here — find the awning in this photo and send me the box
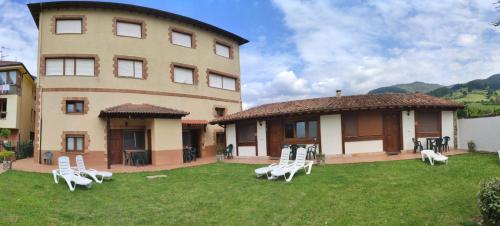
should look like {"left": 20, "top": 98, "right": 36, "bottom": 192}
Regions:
{"left": 182, "top": 120, "right": 208, "bottom": 125}
{"left": 99, "top": 103, "right": 189, "bottom": 119}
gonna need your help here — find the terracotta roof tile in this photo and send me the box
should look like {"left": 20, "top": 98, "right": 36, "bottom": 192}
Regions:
{"left": 210, "top": 93, "right": 463, "bottom": 124}
{"left": 99, "top": 103, "right": 189, "bottom": 118}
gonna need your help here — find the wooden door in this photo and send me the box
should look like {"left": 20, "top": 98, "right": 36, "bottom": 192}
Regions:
{"left": 267, "top": 120, "right": 283, "bottom": 157}
{"left": 383, "top": 112, "right": 402, "bottom": 153}
{"left": 110, "top": 130, "right": 123, "bottom": 164}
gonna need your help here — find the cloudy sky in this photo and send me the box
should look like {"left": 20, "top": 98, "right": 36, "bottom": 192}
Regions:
{"left": 1, "top": 0, "right": 500, "bottom": 108}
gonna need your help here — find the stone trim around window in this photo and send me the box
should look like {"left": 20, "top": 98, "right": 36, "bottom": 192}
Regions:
{"left": 170, "top": 62, "right": 199, "bottom": 85}
{"left": 213, "top": 105, "right": 227, "bottom": 117}
{"left": 168, "top": 26, "right": 197, "bottom": 49}
{"left": 112, "top": 17, "right": 147, "bottom": 39}
{"left": 61, "top": 97, "right": 89, "bottom": 114}
{"left": 113, "top": 55, "right": 148, "bottom": 80}
{"left": 205, "top": 68, "right": 240, "bottom": 92}
{"left": 51, "top": 15, "right": 87, "bottom": 35}
{"left": 213, "top": 39, "right": 234, "bottom": 59}
{"left": 60, "top": 131, "right": 90, "bottom": 153}
{"left": 40, "top": 54, "right": 100, "bottom": 77}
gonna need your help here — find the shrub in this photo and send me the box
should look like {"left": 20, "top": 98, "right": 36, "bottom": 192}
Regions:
{"left": 0, "top": 151, "right": 15, "bottom": 161}
{"left": 0, "top": 128, "right": 11, "bottom": 139}
{"left": 478, "top": 178, "right": 500, "bottom": 225}
{"left": 15, "top": 141, "right": 34, "bottom": 159}
{"left": 467, "top": 141, "right": 476, "bottom": 152}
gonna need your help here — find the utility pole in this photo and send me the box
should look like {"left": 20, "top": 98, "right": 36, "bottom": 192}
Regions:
{"left": 0, "top": 46, "right": 9, "bottom": 61}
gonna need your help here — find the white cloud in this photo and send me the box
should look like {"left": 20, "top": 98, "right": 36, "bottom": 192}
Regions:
{"left": 241, "top": 0, "right": 500, "bottom": 107}
{"left": 0, "top": 0, "right": 38, "bottom": 75}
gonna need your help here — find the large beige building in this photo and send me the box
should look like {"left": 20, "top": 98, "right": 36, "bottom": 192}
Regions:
{"left": 0, "top": 61, "right": 36, "bottom": 145}
{"left": 28, "top": 1, "right": 248, "bottom": 167}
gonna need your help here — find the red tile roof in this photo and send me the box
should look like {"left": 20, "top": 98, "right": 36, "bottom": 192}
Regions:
{"left": 99, "top": 103, "right": 189, "bottom": 118}
{"left": 182, "top": 120, "right": 208, "bottom": 125}
{"left": 210, "top": 93, "right": 463, "bottom": 124}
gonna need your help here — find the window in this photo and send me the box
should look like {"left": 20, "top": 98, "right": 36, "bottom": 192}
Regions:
{"left": 171, "top": 31, "right": 193, "bottom": 48}
{"left": 66, "top": 100, "right": 84, "bottom": 113}
{"left": 123, "top": 131, "right": 145, "bottom": 150}
{"left": 0, "top": 99, "right": 6, "bottom": 119}
{"left": 173, "top": 66, "right": 194, "bottom": 84}
{"left": 215, "top": 107, "right": 226, "bottom": 117}
{"left": 117, "top": 59, "right": 143, "bottom": 78}
{"left": 116, "top": 21, "right": 142, "bottom": 38}
{"left": 215, "top": 42, "right": 230, "bottom": 58}
{"left": 0, "top": 71, "right": 17, "bottom": 85}
{"left": 284, "top": 120, "right": 317, "bottom": 139}
{"left": 237, "top": 122, "right": 256, "bottom": 145}
{"left": 56, "top": 19, "right": 82, "bottom": 34}
{"left": 66, "top": 135, "right": 84, "bottom": 152}
{"left": 343, "top": 112, "right": 383, "bottom": 140}
{"left": 416, "top": 111, "right": 440, "bottom": 136}
{"left": 208, "top": 73, "right": 236, "bottom": 91}
{"left": 45, "top": 58, "right": 95, "bottom": 76}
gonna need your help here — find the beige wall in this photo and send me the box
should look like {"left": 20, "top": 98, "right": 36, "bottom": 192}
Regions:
{"left": 36, "top": 8, "right": 244, "bottom": 157}
{"left": 0, "top": 94, "right": 18, "bottom": 129}
{"left": 150, "top": 118, "right": 182, "bottom": 151}
{"left": 345, "top": 140, "right": 384, "bottom": 154}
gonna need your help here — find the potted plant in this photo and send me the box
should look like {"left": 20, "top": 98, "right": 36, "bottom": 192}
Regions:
{"left": 0, "top": 151, "right": 15, "bottom": 170}
{"left": 467, "top": 141, "right": 476, "bottom": 152}
{"left": 0, "top": 128, "right": 11, "bottom": 145}
{"left": 315, "top": 143, "right": 325, "bottom": 166}
{"left": 216, "top": 144, "right": 225, "bottom": 162}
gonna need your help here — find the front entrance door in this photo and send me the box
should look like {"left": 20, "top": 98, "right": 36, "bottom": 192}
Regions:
{"left": 110, "top": 130, "right": 123, "bottom": 164}
{"left": 267, "top": 120, "right": 283, "bottom": 157}
{"left": 182, "top": 129, "right": 201, "bottom": 157}
{"left": 383, "top": 112, "right": 402, "bottom": 153}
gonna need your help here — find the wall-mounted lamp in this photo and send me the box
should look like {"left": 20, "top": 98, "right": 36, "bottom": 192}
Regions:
{"left": 258, "top": 120, "right": 263, "bottom": 126}
{"left": 406, "top": 111, "right": 410, "bottom": 116}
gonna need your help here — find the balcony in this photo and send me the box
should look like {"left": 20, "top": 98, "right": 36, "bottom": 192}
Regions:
{"left": 0, "top": 70, "right": 21, "bottom": 95}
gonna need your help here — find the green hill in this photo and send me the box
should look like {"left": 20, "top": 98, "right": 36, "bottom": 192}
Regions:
{"left": 368, "top": 82, "right": 443, "bottom": 94}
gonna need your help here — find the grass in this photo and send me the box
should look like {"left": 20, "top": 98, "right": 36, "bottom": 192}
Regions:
{"left": 0, "top": 153, "right": 499, "bottom": 225}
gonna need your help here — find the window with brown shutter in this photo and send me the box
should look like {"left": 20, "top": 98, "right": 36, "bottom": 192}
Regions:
{"left": 415, "top": 111, "right": 441, "bottom": 137}
{"left": 343, "top": 111, "right": 383, "bottom": 141}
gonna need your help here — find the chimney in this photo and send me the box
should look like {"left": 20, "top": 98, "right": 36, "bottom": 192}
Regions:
{"left": 336, "top": 90, "right": 342, "bottom": 98}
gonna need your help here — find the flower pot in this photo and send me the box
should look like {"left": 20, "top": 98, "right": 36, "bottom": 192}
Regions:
{"left": 316, "top": 155, "right": 325, "bottom": 166}
{"left": 216, "top": 154, "right": 224, "bottom": 162}
{"left": 2, "top": 160, "right": 12, "bottom": 170}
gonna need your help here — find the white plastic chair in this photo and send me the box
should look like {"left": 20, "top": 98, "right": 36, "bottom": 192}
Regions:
{"left": 75, "top": 155, "right": 113, "bottom": 183}
{"left": 254, "top": 147, "right": 291, "bottom": 178}
{"left": 52, "top": 156, "right": 92, "bottom": 191}
{"left": 421, "top": 149, "right": 448, "bottom": 166}
{"left": 497, "top": 150, "right": 499, "bottom": 161}
{"left": 269, "top": 147, "right": 313, "bottom": 182}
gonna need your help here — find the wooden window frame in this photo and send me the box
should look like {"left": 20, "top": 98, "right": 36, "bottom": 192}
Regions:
{"left": 236, "top": 121, "right": 257, "bottom": 146}
{"left": 65, "top": 100, "right": 84, "bottom": 114}
{"left": 113, "top": 55, "right": 148, "bottom": 79}
{"left": 169, "top": 27, "right": 196, "bottom": 48}
{"left": 0, "top": 98, "right": 6, "bottom": 119}
{"left": 415, "top": 110, "right": 442, "bottom": 138}
{"left": 55, "top": 18, "right": 83, "bottom": 34}
{"left": 170, "top": 62, "right": 198, "bottom": 85}
{"left": 342, "top": 111, "right": 384, "bottom": 142}
{"left": 214, "top": 107, "right": 226, "bottom": 117}
{"left": 206, "top": 69, "right": 240, "bottom": 91}
{"left": 113, "top": 17, "right": 146, "bottom": 39}
{"left": 283, "top": 117, "right": 318, "bottom": 143}
{"left": 65, "top": 135, "right": 84, "bottom": 152}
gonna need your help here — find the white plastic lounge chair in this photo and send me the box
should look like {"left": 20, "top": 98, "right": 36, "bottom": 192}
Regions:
{"left": 75, "top": 155, "right": 113, "bottom": 183}
{"left": 421, "top": 149, "right": 448, "bottom": 166}
{"left": 254, "top": 147, "right": 291, "bottom": 178}
{"left": 269, "top": 147, "right": 313, "bottom": 182}
{"left": 497, "top": 150, "right": 500, "bottom": 161}
{"left": 52, "top": 156, "right": 92, "bottom": 191}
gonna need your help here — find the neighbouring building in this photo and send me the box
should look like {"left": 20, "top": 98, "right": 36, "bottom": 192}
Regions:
{"left": 0, "top": 61, "right": 36, "bottom": 146}
{"left": 28, "top": 1, "right": 248, "bottom": 167}
{"left": 210, "top": 92, "right": 464, "bottom": 157}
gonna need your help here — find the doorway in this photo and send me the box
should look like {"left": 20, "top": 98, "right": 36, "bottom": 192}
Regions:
{"left": 182, "top": 129, "right": 201, "bottom": 157}
{"left": 267, "top": 120, "right": 283, "bottom": 157}
{"left": 383, "top": 112, "right": 402, "bottom": 153}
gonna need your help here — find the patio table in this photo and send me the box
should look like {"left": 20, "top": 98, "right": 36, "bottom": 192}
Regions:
{"left": 425, "top": 138, "right": 439, "bottom": 150}
{"left": 124, "top": 149, "right": 147, "bottom": 166}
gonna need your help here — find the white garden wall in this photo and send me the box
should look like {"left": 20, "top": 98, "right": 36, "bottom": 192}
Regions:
{"left": 458, "top": 116, "right": 500, "bottom": 152}
{"left": 238, "top": 146, "right": 256, "bottom": 156}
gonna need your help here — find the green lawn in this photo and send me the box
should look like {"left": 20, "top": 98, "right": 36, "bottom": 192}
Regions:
{"left": 0, "top": 153, "right": 499, "bottom": 225}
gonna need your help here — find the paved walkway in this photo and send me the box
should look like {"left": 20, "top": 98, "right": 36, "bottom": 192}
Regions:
{"left": 10, "top": 149, "right": 468, "bottom": 173}
{"left": 225, "top": 149, "right": 469, "bottom": 165}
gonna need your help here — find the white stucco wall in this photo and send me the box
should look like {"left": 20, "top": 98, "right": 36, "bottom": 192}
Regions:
{"left": 320, "top": 114, "right": 343, "bottom": 155}
{"left": 441, "top": 111, "right": 455, "bottom": 148}
{"left": 345, "top": 140, "right": 384, "bottom": 154}
{"left": 225, "top": 123, "right": 237, "bottom": 152}
{"left": 238, "top": 146, "right": 256, "bottom": 156}
{"left": 401, "top": 110, "right": 415, "bottom": 150}
{"left": 458, "top": 116, "right": 500, "bottom": 152}
{"left": 256, "top": 121, "right": 267, "bottom": 156}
